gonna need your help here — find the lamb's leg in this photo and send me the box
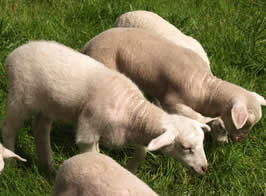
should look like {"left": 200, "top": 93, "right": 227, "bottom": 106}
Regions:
{"left": 174, "top": 103, "right": 213, "bottom": 123}
{"left": 1, "top": 117, "right": 20, "bottom": 153}
{"left": 154, "top": 99, "right": 208, "bottom": 121}
{"left": 77, "top": 142, "right": 99, "bottom": 153}
{"left": 176, "top": 104, "right": 228, "bottom": 143}
{"left": 75, "top": 115, "right": 99, "bottom": 153}
{"left": 162, "top": 102, "right": 228, "bottom": 143}
{"left": 126, "top": 146, "right": 147, "bottom": 173}
{"left": 32, "top": 113, "right": 55, "bottom": 173}
{"left": 1, "top": 107, "right": 29, "bottom": 167}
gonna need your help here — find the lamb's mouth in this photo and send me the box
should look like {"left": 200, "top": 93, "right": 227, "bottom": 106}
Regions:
{"left": 231, "top": 132, "right": 248, "bottom": 142}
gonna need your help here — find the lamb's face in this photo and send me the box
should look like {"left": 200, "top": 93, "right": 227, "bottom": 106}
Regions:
{"left": 208, "top": 118, "right": 228, "bottom": 143}
{"left": 162, "top": 117, "right": 208, "bottom": 175}
{"left": 222, "top": 93, "right": 265, "bottom": 142}
{"left": 147, "top": 115, "right": 209, "bottom": 175}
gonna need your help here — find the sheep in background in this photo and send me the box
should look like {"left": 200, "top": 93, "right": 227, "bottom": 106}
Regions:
{"left": 2, "top": 40, "right": 212, "bottom": 174}
{"left": 81, "top": 28, "right": 265, "bottom": 143}
{"left": 0, "top": 143, "right": 26, "bottom": 173}
{"left": 53, "top": 152, "right": 158, "bottom": 196}
{"left": 114, "top": 10, "right": 210, "bottom": 67}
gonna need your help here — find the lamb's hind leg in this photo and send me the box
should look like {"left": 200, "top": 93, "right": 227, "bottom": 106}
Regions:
{"left": 1, "top": 107, "right": 29, "bottom": 167}
{"left": 32, "top": 113, "right": 55, "bottom": 173}
{"left": 126, "top": 145, "right": 147, "bottom": 173}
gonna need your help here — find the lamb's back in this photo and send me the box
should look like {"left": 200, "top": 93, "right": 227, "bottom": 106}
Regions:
{"left": 5, "top": 41, "right": 118, "bottom": 121}
{"left": 53, "top": 152, "right": 158, "bottom": 196}
{"left": 115, "top": 10, "right": 210, "bottom": 66}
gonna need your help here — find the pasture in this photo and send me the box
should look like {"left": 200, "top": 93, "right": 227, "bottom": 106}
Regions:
{"left": 0, "top": 0, "right": 265, "bottom": 195}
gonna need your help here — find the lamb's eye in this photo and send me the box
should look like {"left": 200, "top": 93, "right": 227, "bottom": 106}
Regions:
{"left": 181, "top": 145, "right": 192, "bottom": 152}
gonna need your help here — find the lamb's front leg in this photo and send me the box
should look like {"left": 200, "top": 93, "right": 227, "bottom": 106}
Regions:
{"left": 32, "top": 113, "right": 55, "bottom": 173}
{"left": 175, "top": 103, "right": 228, "bottom": 143}
{"left": 77, "top": 141, "right": 99, "bottom": 153}
{"left": 75, "top": 115, "right": 100, "bottom": 153}
{"left": 126, "top": 145, "right": 147, "bottom": 173}
{"left": 153, "top": 98, "right": 210, "bottom": 123}
{"left": 160, "top": 102, "right": 228, "bottom": 143}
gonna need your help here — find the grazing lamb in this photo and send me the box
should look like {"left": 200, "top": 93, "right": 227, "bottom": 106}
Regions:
{"left": 2, "top": 40, "right": 211, "bottom": 174}
{"left": 81, "top": 28, "right": 266, "bottom": 143}
{"left": 114, "top": 10, "right": 227, "bottom": 143}
{"left": 53, "top": 152, "right": 158, "bottom": 196}
{"left": 0, "top": 143, "right": 26, "bottom": 173}
{"left": 114, "top": 10, "right": 210, "bottom": 67}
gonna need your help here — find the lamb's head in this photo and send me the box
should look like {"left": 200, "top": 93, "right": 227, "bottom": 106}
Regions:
{"left": 222, "top": 92, "right": 265, "bottom": 142}
{"left": 207, "top": 117, "right": 228, "bottom": 143}
{"left": 146, "top": 114, "right": 210, "bottom": 175}
{"left": 0, "top": 143, "right": 26, "bottom": 173}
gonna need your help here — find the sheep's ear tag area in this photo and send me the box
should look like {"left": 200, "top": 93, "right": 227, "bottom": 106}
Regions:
{"left": 3, "top": 148, "right": 27, "bottom": 162}
{"left": 231, "top": 102, "right": 248, "bottom": 129}
{"left": 147, "top": 130, "right": 176, "bottom": 151}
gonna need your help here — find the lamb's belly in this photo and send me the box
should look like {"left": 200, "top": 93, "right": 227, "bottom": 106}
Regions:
{"left": 100, "top": 124, "right": 127, "bottom": 147}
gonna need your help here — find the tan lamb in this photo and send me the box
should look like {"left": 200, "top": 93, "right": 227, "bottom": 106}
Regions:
{"left": 81, "top": 28, "right": 265, "bottom": 143}
{"left": 114, "top": 10, "right": 228, "bottom": 142}
{"left": 114, "top": 10, "right": 210, "bottom": 67}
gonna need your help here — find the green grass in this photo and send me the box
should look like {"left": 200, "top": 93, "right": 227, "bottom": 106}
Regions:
{"left": 0, "top": 0, "right": 265, "bottom": 195}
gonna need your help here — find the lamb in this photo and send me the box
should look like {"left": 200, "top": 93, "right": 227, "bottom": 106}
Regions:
{"left": 2, "top": 40, "right": 212, "bottom": 174}
{"left": 81, "top": 28, "right": 266, "bottom": 143}
{"left": 0, "top": 143, "right": 26, "bottom": 173}
{"left": 114, "top": 10, "right": 227, "bottom": 143}
{"left": 114, "top": 10, "right": 210, "bottom": 67}
{"left": 53, "top": 152, "right": 158, "bottom": 196}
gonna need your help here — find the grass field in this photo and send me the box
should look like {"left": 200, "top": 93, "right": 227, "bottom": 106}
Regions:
{"left": 0, "top": 0, "right": 265, "bottom": 195}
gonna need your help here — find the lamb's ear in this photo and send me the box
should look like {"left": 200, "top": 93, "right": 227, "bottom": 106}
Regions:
{"left": 147, "top": 130, "right": 176, "bottom": 151}
{"left": 198, "top": 122, "right": 211, "bottom": 132}
{"left": 3, "top": 148, "right": 27, "bottom": 162}
{"left": 231, "top": 102, "right": 248, "bottom": 129}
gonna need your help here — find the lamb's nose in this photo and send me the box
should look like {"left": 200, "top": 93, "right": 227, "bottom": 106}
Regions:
{"left": 201, "top": 165, "right": 208, "bottom": 173}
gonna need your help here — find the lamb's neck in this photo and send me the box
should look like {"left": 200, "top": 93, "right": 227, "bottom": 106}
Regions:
{"left": 199, "top": 75, "right": 247, "bottom": 117}
{"left": 127, "top": 99, "right": 166, "bottom": 146}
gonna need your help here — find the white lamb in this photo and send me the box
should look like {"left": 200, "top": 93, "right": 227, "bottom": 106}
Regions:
{"left": 2, "top": 40, "right": 212, "bottom": 174}
{"left": 114, "top": 10, "right": 210, "bottom": 67}
{"left": 81, "top": 28, "right": 265, "bottom": 143}
{"left": 0, "top": 143, "right": 26, "bottom": 173}
{"left": 53, "top": 152, "right": 158, "bottom": 196}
